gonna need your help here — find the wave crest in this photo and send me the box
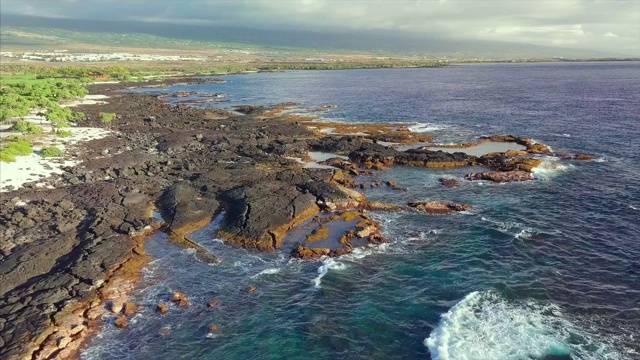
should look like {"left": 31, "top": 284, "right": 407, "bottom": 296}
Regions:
{"left": 425, "top": 291, "right": 622, "bottom": 360}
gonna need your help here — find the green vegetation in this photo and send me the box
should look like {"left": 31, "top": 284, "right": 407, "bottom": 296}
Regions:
{"left": 10, "top": 120, "right": 44, "bottom": 135}
{"left": 0, "top": 138, "right": 34, "bottom": 162}
{"left": 0, "top": 151, "right": 15, "bottom": 163}
{"left": 1, "top": 64, "right": 157, "bottom": 82}
{"left": 99, "top": 112, "right": 117, "bottom": 125}
{"left": 56, "top": 130, "right": 73, "bottom": 137}
{"left": 40, "top": 146, "right": 63, "bottom": 158}
{"left": 46, "top": 106, "right": 73, "bottom": 130}
{"left": 73, "top": 111, "right": 87, "bottom": 122}
{"left": 0, "top": 79, "right": 88, "bottom": 123}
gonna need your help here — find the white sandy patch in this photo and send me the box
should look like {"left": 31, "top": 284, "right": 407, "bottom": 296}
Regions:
{"left": 308, "top": 152, "right": 348, "bottom": 162}
{"left": 0, "top": 154, "right": 78, "bottom": 191}
{"left": 1, "top": 127, "right": 113, "bottom": 192}
{"left": 61, "top": 94, "right": 110, "bottom": 108}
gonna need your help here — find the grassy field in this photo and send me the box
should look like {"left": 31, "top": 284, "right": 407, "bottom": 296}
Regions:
{"left": 0, "top": 74, "right": 46, "bottom": 85}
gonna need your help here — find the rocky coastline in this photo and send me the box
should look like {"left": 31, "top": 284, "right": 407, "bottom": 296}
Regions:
{"left": 0, "top": 78, "right": 593, "bottom": 359}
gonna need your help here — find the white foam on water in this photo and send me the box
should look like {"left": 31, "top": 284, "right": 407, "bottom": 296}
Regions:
{"left": 312, "top": 257, "right": 347, "bottom": 289}
{"left": 481, "top": 217, "right": 521, "bottom": 234}
{"left": 408, "top": 122, "right": 448, "bottom": 133}
{"left": 251, "top": 267, "right": 282, "bottom": 278}
{"left": 515, "top": 228, "right": 535, "bottom": 240}
{"left": 532, "top": 157, "right": 573, "bottom": 180}
{"left": 425, "top": 291, "right": 623, "bottom": 360}
{"left": 311, "top": 242, "right": 396, "bottom": 288}
{"left": 630, "top": 205, "right": 639, "bottom": 211}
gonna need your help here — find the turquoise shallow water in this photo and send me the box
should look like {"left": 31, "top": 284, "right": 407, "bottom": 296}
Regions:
{"left": 85, "top": 63, "right": 640, "bottom": 359}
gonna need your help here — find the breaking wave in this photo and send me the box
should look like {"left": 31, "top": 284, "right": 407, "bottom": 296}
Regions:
{"left": 532, "top": 157, "right": 574, "bottom": 180}
{"left": 408, "top": 122, "right": 448, "bottom": 133}
{"left": 425, "top": 291, "right": 622, "bottom": 360}
{"left": 251, "top": 268, "right": 282, "bottom": 278}
{"left": 312, "top": 258, "right": 347, "bottom": 289}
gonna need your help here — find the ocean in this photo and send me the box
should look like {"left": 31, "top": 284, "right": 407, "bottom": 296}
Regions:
{"left": 83, "top": 62, "right": 640, "bottom": 360}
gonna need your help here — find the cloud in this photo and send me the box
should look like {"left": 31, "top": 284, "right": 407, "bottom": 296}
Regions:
{"left": 1, "top": 0, "right": 638, "bottom": 55}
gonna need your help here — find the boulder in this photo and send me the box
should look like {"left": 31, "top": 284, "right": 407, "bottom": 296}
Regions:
{"left": 291, "top": 246, "right": 332, "bottom": 260}
{"left": 171, "top": 292, "right": 187, "bottom": 303}
{"left": 466, "top": 171, "right": 535, "bottom": 183}
{"left": 122, "top": 302, "right": 139, "bottom": 317}
{"left": 408, "top": 201, "right": 472, "bottom": 214}
{"left": 574, "top": 154, "right": 595, "bottom": 160}
{"left": 156, "top": 303, "right": 169, "bottom": 314}
{"left": 114, "top": 315, "right": 128, "bottom": 329}
{"left": 439, "top": 178, "right": 460, "bottom": 187}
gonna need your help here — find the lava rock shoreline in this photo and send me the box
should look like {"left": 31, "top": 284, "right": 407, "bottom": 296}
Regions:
{"left": 0, "top": 77, "right": 592, "bottom": 359}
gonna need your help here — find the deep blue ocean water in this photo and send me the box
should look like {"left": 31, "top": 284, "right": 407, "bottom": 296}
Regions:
{"left": 84, "top": 62, "right": 640, "bottom": 360}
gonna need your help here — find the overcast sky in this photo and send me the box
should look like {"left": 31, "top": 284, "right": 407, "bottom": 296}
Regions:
{"left": 1, "top": 0, "right": 639, "bottom": 55}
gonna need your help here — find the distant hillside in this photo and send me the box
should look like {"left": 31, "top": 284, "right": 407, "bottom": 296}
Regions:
{"left": 0, "top": 27, "right": 257, "bottom": 51}
{"left": 0, "top": 14, "right": 621, "bottom": 59}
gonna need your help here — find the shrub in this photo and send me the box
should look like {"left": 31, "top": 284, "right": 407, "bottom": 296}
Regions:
{"left": 46, "top": 105, "right": 73, "bottom": 129}
{"left": 99, "top": 112, "right": 117, "bottom": 123}
{"left": 73, "top": 111, "right": 86, "bottom": 121}
{"left": 0, "top": 138, "right": 34, "bottom": 162}
{"left": 40, "top": 146, "right": 63, "bottom": 158}
{"left": 3, "top": 138, "right": 34, "bottom": 156}
{"left": 0, "top": 150, "right": 16, "bottom": 162}
{"left": 57, "top": 130, "right": 73, "bottom": 137}
{"left": 11, "top": 120, "right": 45, "bottom": 135}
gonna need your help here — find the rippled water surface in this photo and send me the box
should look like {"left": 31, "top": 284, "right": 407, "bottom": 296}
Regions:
{"left": 85, "top": 63, "right": 640, "bottom": 359}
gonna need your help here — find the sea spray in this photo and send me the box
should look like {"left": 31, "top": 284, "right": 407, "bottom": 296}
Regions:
{"left": 532, "top": 157, "right": 573, "bottom": 180}
{"left": 312, "top": 257, "right": 346, "bottom": 289}
{"left": 425, "top": 291, "right": 622, "bottom": 360}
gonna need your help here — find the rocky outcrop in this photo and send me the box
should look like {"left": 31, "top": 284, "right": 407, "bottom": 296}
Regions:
{"left": 364, "top": 201, "right": 471, "bottom": 214}
{"left": 407, "top": 201, "right": 472, "bottom": 214}
{"left": 0, "top": 181, "right": 159, "bottom": 360}
{"left": 322, "top": 158, "right": 360, "bottom": 176}
{"left": 348, "top": 143, "right": 474, "bottom": 169}
{"left": 466, "top": 171, "right": 535, "bottom": 183}
{"left": 291, "top": 246, "right": 346, "bottom": 260}
{"left": 299, "top": 180, "right": 364, "bottom": 211}
{"left": 217, "top": 181, "right": 319, "bottom": 251}
{"left": 157, "top": 182, "right": 219, "bottom": 237}
{"left": 290, "top": 210, "right": 387, "bottom": 260}
{"left": 439, "top": 178, "right": 460, "bottom": 187}
{"left": 478, "top": 155, "right": 543, "bottom": 172}
{"left": 481, "top": 135, "right": 551, "bottom": 154}
{"left": 310, "top": 136, "right": 368, "bottom": 154}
